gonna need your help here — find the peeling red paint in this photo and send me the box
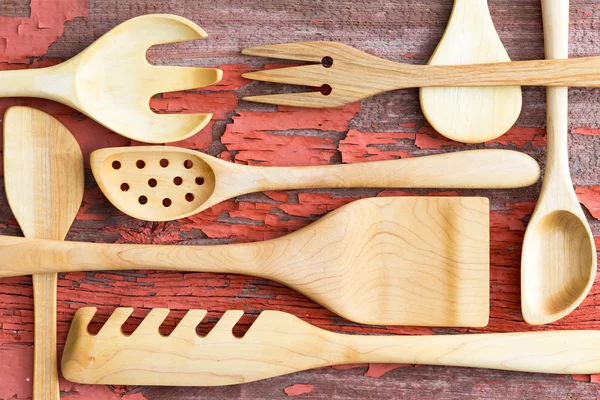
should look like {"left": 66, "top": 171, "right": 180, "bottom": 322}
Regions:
{"left": 284, "top": 383, "right": 315, "bottom": 396}
{"left": 340, "top": 129, "right": 415, "bottom": 162}
{"left": 0, "top": 345, "right": 33, "bottom": 399}
{"left": 0, "top": 0, "right": 87, "bottom": 63}
{"left": 572, "top": 374, "right": 591, "bottom": 382}
{"left": 364, "top": 363, "right": 410, "bottom": 378}
{"left": 122, "top": 393, "right": 150, "bottom": 400}
{"left": 576, "top": 186, "right": 600, "bottom": 220}
{"left": 572, "top": 126, "right": 600, "bottom": 136}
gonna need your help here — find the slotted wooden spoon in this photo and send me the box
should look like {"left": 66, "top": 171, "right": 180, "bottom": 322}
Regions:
{"left": 90, "top": 146, "right": 539, "bottom": 221}
{"left": 0, "top": 14, "right": 222, "bottom": 143}
{"left": 420, "top": 0, "right": 522, "bottom": 143}
{"left": 521, "top": 0, "right": 596, "bottom": 325}
{"left": 3, "top": 107, "right": 84, "bottom": 399}
{"left": 62, "top": 307, "right": 600, "bottom": 387}
{"left": 0, "top": 197, "right": 490, "bottom": 327}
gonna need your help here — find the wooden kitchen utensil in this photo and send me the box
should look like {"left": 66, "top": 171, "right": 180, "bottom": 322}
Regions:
{"left": 3, "top": 107, "right": 84, "bottom": 399}
{"left": 62, "top": 307, "right": 600, "bottom": 387}
{"left": 521, "top": 0, "right": 596, "bottom": 325}
{"left": 241, "top": 41, "right": 600, "bottom": 111}
{"left": 0, "top": 14, "right": 222, "bottom": 143}
{"left": 90, "top": 146, "right": 539, "bottom": 221}
{"left": 0, "top": 197, "right": 490, "bottom": 327}
{"left": 420, "top": 0, "right": 522, "bottom": 143}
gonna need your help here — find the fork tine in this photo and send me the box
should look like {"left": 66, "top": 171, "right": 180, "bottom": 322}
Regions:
{"left": 243, "top": 92, "right": 349, "bottom": 108}
{"left": 242, "top": 64, "right": 326, "bottom": 87}
{"left": 123, "top": 14, "right": 208, "bottom": 47}
{"left": 242, "top": 41, "right": 343, "bottom": 62}
{"left": 151, "top": 67, "right": 223, "bottom": 94}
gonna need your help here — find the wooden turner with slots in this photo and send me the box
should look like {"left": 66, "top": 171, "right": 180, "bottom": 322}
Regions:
{"left": 62, "top": 307, "right": 600, "bottom": 387}
{"left": 0, "top": 197, "right": 490, "bottom": 327}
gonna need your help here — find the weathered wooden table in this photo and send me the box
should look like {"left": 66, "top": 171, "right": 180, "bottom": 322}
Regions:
{"left": 1, "top": 0, "right": 600, "bottom": 398}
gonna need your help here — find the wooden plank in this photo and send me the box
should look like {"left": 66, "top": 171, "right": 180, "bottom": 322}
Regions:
{"left": 1, "top": 0, "right": 600, "bottom": 398}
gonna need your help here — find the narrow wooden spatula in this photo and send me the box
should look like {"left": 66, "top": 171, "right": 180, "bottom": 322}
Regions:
{"left": 3, "top": 107, "right": 84, "bottom": 399}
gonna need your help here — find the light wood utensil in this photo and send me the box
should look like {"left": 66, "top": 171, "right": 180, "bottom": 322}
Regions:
{"left": 241, "top": 41, "right": 600, "bottom": 110}
{"left": 62, "top": 307, "right": 600, "bottom": 387}
{"left": 0, "top": 197, "right": 490, "bottom": 327}
{"left": 420, "top": 0, "right": 522, "bottom": 143}
{"left": 3, "top": 107, "right": 84, "bottom": 399}
{"left": 521, "top": 0, "right": 596, "bottom": 325}
{"left": 90, "top": 146, "right": 539, "bottom": 221}
{"left": 0, "top": 14, "right": 222, "bottom": 143}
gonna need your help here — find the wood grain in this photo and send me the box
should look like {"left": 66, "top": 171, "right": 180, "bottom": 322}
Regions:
{"left": 420, "top": 0, "right": 522, "bottom": 143}
{"left": 91, "top": 146, "right": 538, "bottom": 221}
{"left": 0, "top": 197, "right": 490, "bottom": 327}
{"left": 520, "top": 0, "right": 597, "bottom": 325}
{"left": 3, "top": 107, "right": 84, "bottom": 400}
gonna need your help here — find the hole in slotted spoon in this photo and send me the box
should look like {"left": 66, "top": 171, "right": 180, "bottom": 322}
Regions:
{"left": 321, "top": 56, "right": 333, "bottom": 68}
{"left": 139, "top": 196, "right": 148, "bottom": 205}
{"left": 160, "top": 159, "right": 169, "bottom": 168}
{"left": 136, "top": 160, "right": 146, "bottom": 169}
{"left": 174, "top": 177, "right": 183, "bottom": 186}
{"left": 120, "top": 183, "right": 130, "bottom": 192}
{"left": 184, "top": 160, "right": 193, "bottom": 169}
{"left": 196, "top": 177, "right": 204, "bottom": 185}
{"left": 319, "top": 84, "right": 332, "bottom": 96}
{"left": 148, "top": 178, "right": 157, "bottom": 188}
{"left": 185, "top": 193, "right": 195, "bottom": 202}
{"left": 163, "top": 198, "right": 172, "bottom": 207}
{"left": 112, "top": 161, "right": 121, "bottom": 170}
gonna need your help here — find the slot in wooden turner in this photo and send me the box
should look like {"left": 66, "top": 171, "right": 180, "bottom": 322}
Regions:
{"left": 0, "top": 197, "right": 490, "bottom": 327}
{"left": 91, "top": 146, "right": 539, "bottom": 221}
{"left": 62, "top": 307, "right": 600, "bottom": 387}
{"left": 3, "top": 107, "right": 84, "bottom": 399}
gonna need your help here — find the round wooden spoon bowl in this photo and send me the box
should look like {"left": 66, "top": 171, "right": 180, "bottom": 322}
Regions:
{"left": 522, "top": 210, "right": 595, "bottom": 320}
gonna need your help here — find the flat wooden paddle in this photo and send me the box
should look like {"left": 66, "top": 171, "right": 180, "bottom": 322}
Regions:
{"left": 420, "top": 0, "right": 522, "bottom": 143}
{"left": 0, "top": 197, "right": 490, "bottom": 327}
{"left": 3, "top": 107, "right": 84, "bottom": 399}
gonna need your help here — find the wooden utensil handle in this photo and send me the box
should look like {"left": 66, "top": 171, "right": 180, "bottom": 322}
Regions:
{"left": 245, "top": 150, "right": 540, "bottom": 191}
{"left": 542, "top": 0, "right": 571, "bottom": 178}
{"left": 32, "top": 273, "right": 59, "bottom": 400}
{"left": 0, "top": 235, "right": 287, "bottom": 278}
{"left": 340, "top": 330, "right": 600, "bottom": 374}
{"left": 0, "top": 67, "right": 65, "bottom": 100}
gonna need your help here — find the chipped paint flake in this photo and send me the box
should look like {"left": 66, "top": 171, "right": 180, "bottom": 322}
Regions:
{"left": 284, "top": 383, "right": 315, "bottom": 396}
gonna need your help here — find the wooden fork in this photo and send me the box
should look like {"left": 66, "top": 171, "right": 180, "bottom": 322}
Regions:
{"left": 242, "top": 41, "right": 600, "bottom": 108}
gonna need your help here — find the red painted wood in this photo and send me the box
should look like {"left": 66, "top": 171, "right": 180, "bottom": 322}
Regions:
{"left": 1, "top": 0, "right": 600, "bottom": 399}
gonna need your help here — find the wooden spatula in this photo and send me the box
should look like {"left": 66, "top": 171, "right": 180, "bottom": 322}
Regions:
{"left": 62, "top": 307, "right": 600, "bottom": 387}
{"left": 3, "top": 107, "right": 84, "bottom": 399}
{"left": 0, "top": 197, "right": 490, "bottom": 327}
{"left": 420, "top": 0, "right": 522, "bottom": 143}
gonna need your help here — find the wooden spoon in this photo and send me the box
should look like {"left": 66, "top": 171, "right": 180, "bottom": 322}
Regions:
{"left": 420, "top": 0, "right": 522, "bottom": 143}
{"left": 90, "top": 146, "right": 539, "bottom": 221}
{"left": 0, "top": 14, "right": 222, "bottom": 143}
{"left": 63, "top": 307, "right": 600, "bottom": 387}
{"left": 521, "top": 0, "right": 596, "bottom": 325}
{"left": 0, "top": 197, "right": 490, "bottom": 327}
{"left": 3, "top": 107, "right": 84, "bottom": 399}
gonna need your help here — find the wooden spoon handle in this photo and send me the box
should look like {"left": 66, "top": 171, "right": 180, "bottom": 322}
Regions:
{"left": 32, "top": 274, "right": 59, "bottom": 400}
{"left": 245, "top": 150, "right": 540, "bottom": 191}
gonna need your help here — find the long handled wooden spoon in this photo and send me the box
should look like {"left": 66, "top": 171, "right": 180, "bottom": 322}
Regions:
{"left": 0, "top": 14, "right": 222, "bottom": 143}
{"left": 62, "top": 307, "right": 600, "bottom": 387}
{"left": 90, "top": 146, "right": 539, "bottom": 221}
{"left": 0, "top": 197, "right": 490, "bottom": 327}
{"left": 521, "top": 0, "right": 596, "bottom": 325}
{"left": 420, "top": 0, "right": 522, "bottom": 143}
{"left": 3, "top": 107, "right": 84, "bottom": 399}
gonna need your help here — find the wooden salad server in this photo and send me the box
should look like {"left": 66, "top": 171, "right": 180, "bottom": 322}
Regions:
{"left": 62, "top": 307, "right": 600, "bottom": 387}
{"left": 3, "top": 107, "right": 84, "bottom": 399}
{"left": 241, "top": 41, "right": 600, "bottom": 110}
{"left": 0, "top": 14, "right": 222, "bottom": 143}
{"left": 521, "top": 0, "right": 596, "bottom": 325}
{"left": 420, "top": 0, "right": 522, "bottom": 143}
{"left": 0, "top": 197, "right": 490, "bottom": 327}
{"left": 90, "top": 146, "right": 539, "bottom": 221}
